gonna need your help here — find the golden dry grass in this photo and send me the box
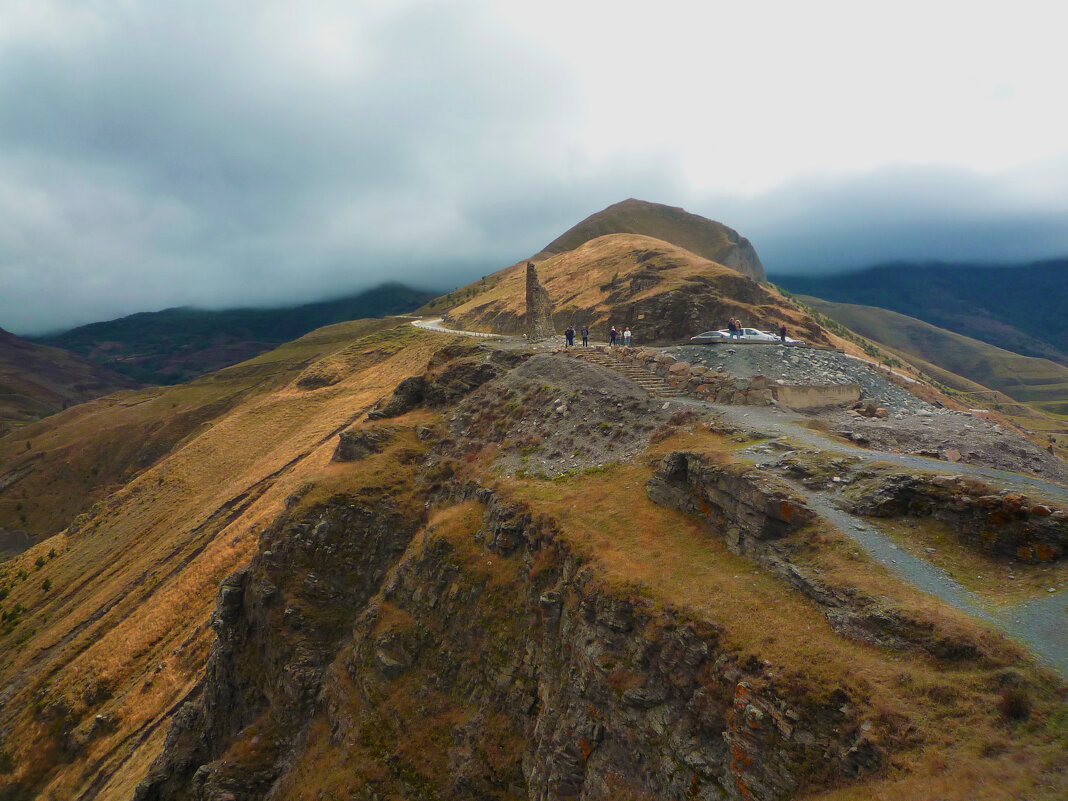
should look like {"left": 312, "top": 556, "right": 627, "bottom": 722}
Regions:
{"left": 441, "top": 233, "right": 824, "bottom": 338}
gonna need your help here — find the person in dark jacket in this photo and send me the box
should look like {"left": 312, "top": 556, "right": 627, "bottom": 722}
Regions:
{"left": 581, "top": 326, "right": 589, "bottom": 347}
{"left": 779, "top": 323, "right": 787, "bottom": 344}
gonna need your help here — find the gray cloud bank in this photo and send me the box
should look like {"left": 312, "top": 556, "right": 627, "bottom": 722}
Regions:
{"left": 1, "top": 3, "right": 1066, "bottom": 335}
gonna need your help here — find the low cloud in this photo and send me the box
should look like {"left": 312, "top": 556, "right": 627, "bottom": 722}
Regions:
{"left": 716, "top": 162, "right": 1068, "bottom": 275}
{"left": 0, "top": 2, "right": 1065, "bottom": 334}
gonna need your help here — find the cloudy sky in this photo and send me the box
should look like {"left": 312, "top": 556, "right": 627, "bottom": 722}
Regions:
{"left": 1, "top": 0, "right": 1066, "bottom": 334}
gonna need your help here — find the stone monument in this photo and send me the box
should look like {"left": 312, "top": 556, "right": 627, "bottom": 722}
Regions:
{"left": 524, "top": 261, "right": 555, "bottom": 341}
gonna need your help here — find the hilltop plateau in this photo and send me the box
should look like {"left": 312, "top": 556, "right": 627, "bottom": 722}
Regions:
{"left": 0, "top": 208, "right": 1066, "bottom": 801}
{"left": 433, "top": 233, "right": 814, "bottom": 347}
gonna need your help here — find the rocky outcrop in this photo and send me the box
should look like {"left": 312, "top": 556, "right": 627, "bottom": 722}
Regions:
{"left": 646, "top": 452, "right": 815, "bottom": 550}
{"left": 134, "top": 495, "right": 424, "bottom": 801}
{"left": 333, "top": 426, "right": 396, "bottom": 461}
{"left": 844, "top": 473, "right": 1068, "bottom": 563}
{"left": 525, "top": 262, "right": 556, "bottom": 341}
{"left": 593, "top": 346, "right": 775, "bottom": 405}
{"left": 370, "top": 355, "right": 501, "bottom": 419}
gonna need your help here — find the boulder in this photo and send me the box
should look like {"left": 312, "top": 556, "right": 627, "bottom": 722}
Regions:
{"left": 335, "top": 427, "right": 396, "bottom": 462}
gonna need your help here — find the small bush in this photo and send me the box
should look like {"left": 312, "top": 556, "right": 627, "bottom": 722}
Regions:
{"left": 34, "top": 556, "right": 46, "bottom": 570}
{"left": 997, "top": 686, "right": 1032, "bottom": 722}
{"left": 41, "top": 578, "right": 53, "bottom": 593}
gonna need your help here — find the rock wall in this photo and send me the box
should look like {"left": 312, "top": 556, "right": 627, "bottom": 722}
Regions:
{"left": 134, "top": 496, "right": 424, "bottom": 801}
{"left": 770, "top": 383, "right": 861, "bottom": 410}
{"left": 526, "top": 262, "right": 556, "bottom": 341}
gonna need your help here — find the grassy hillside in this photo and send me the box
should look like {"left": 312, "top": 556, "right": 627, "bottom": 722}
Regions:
{"left": 0, "top": 317, "right": 464, "bottom": 800}
{"left": 0, "top": 317, "right": 421, "bottom": 543}
{"left": 534, "top": 197, "right": 766, "bottom": 281}
{"left": 800, "top": 297, "right": 1068, "bottom": 418}
{"left": 37, "top": 283, "right": 434, "bottom": 385}
{"left": 0, "top": 328, "right": 139, "bottom": 435}
{"left": 777, "top": 259, "right": 1068, "bottom": 365}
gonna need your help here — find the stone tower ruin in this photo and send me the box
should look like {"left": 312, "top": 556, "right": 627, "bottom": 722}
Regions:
{"left": 524, "top": 261, "right": 555, "bottom": 341}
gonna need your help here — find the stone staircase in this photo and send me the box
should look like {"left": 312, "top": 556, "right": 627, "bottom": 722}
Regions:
{"left": 570, "top": 348, "right": 685, "bottom": 398}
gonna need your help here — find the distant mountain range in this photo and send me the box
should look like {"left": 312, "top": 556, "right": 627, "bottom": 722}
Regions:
{"left": 775, "top": 258, "right": 1068, "bottom": 365}
{"left": 0, "top": 327, "right": 139, "bottom": 434}
{"left": 798, "top": 297, "right": 1068, "bottom": 417}
{"left": 36, "top": 283, "right": 435, "bottom": 385}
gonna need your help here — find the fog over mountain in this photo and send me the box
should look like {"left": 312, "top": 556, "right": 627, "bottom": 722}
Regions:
{"left": 1, "top": 1, "right": 1066, "bottom": 334}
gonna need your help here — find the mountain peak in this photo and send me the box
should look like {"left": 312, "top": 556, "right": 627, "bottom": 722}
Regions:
{"left": 536, "top": 198, "right": 765, "bottom": 281}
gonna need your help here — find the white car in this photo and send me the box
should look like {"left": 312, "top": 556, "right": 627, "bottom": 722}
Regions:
{"left": 689, "top": 328, "right": 803, "bottom": 344}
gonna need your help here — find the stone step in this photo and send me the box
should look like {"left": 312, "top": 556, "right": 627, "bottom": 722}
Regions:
{"left": 570, "top": 351, "right": 685, "bottom": 397}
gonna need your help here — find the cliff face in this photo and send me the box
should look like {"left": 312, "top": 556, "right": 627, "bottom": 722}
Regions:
{"left": 137, "top": 481, "right": 877, "bottom": 801}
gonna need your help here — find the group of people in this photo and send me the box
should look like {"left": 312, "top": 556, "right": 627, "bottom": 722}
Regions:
{"left": 563, "top": 324, "right": 630, "bottom": 347}
{"left": 728, "top": 317, "right": 789, "bottom": 344}
{"left": 563, "top": 325, "right": 589, "bottom": 347}
{"left": 609, "top": 325, "right": 631, "bottom": 347}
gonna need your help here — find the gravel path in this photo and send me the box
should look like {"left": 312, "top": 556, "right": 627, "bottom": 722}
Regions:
{"left": 800, "top": 487, "right": 1067, "bottom": 675}
{"left": 669, "top": 342, "right": 1068, "bottom": 481}
{"left": 719, "top": 404, "right": 1068, "bottom": 505}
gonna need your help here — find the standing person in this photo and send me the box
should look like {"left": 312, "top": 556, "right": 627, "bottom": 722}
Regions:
{"left": 728, "top": 318, "right": 737, "bottom": 339}
{"left": 581, "top": 326, "right": 589, "bottom": 347}
{"left": 565, "top": 326, "right": 575, "bottom": 347}
{"left": 623, "top": 326, "right": 632, "bottom": 347}
{"left": 609, "top": 326, "right": 618, "bottom": 347}
{"left": 779, "top": 322, "right": 787, "bottom": 344}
